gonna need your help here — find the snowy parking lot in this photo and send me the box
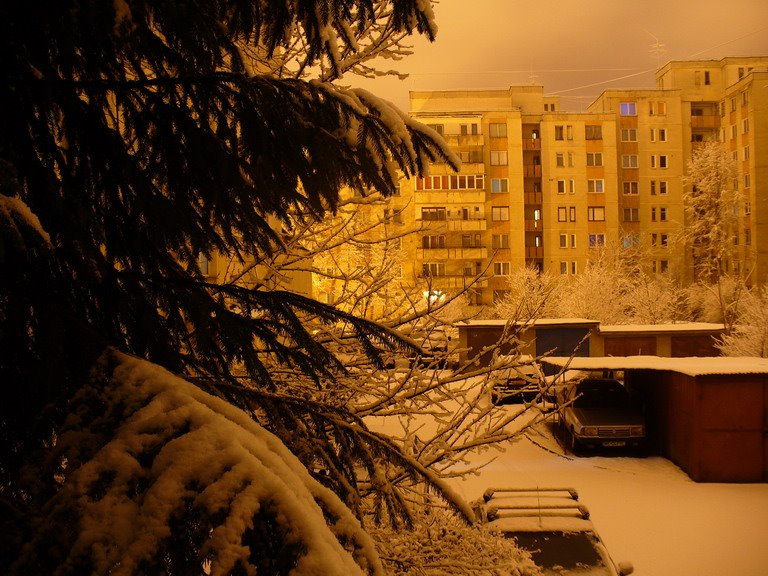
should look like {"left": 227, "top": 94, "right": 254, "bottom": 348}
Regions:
{"left": 447, "top": 413, "right": 768, "bottom": 576}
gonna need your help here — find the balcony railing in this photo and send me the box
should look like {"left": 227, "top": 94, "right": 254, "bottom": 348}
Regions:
{"left": 524, "top": 219, "right": 543, "bottom": 231}
{"left": 523, "top": 138, "right": 541, "bottom": 150}
{"left": 524, "top": 192, "right": 543, "bottom": 205}
{"left": 690, "top": 115, "right": 720, "bottom": 129}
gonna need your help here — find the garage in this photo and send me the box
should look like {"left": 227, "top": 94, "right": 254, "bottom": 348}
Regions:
{"left": 542, "top": 356, "right": 768, "bottom": 483}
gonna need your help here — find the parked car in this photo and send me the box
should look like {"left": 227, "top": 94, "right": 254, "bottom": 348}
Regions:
{"left": 557, "top": 377, "right": 646, "bottom": 452}
{"left": 491, "top": 356, "right": 544, "bottom": 405}
{"left": 473, "top": 487, "right": 634, "bottom": 576}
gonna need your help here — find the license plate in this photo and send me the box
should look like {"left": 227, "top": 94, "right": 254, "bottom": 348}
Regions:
{"left": 603, "top": 441, "right": 626, "bottom": 447}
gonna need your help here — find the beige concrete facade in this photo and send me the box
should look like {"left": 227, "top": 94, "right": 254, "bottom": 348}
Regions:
{"left": 396, "top": 57, "right": 768, "bottom": 307}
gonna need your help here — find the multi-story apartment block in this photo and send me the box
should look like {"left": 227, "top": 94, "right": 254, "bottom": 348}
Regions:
{"left": 394, "top": 57, "right": 768, "bottom": 308}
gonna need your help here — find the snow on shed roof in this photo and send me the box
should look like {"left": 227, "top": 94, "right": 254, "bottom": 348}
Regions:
{"left": 598, "top": 322, "right": 725, "bottom": 334}
{"left": 542, "top": 355, "right": 768, "bottom": 377}
{"left": 458, "top": 318, "right": 598, "bottom": 327}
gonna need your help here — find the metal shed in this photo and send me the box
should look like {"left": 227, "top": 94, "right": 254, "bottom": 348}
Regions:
{"left": 543, "top": 356, "right": 768, "bottom": 483}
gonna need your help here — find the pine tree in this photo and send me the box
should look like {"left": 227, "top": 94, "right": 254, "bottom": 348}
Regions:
{"left": 0, "top": 1, "right": 475, "bottom": 573}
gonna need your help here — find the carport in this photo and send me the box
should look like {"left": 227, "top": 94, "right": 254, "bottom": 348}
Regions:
{"left": 542, "top": 356, "right": 768, "bottom": 483}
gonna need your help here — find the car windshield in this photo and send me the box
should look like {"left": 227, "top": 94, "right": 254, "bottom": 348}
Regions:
{"left": 506, "top": 531, "right": 612, "bottom": 575}
{"left": 572, "top": 382, "right": 630, "bottom": 410}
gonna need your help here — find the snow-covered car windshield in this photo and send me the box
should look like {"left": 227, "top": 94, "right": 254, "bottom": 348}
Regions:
{"left": 506, "top": 530, "right": 613, "bottom": 575}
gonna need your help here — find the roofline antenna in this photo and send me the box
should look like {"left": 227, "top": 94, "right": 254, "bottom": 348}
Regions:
{"left": 644, "top": 30, "right": 666, "bottom": 69}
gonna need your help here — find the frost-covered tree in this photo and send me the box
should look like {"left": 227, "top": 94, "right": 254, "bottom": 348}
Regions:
{"left": 718, "top": 284, "right": 768, "bottom": 357}
{"left": 680, "top": 141, "right": 740, "bottom": 284}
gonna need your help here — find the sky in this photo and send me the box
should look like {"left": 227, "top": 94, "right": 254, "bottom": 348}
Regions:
{"left": 352, "top": 0, "right": 768, "bottom": 111}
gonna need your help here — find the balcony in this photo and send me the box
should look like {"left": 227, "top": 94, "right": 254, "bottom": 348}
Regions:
{"left": 524, "top": 165, "right": 542, "bottom": 178}
{"left": 421, "top": 275, "right": 489, "bottom": 289}
{"left": 525, "top": 246, "right": 544, "bottom": 259}
{"left": 446, "top": 218, "right": 487, "bottom": 232}
{"left": 415, "top": 190, "right": 486, "bottom": 204}
{"left": 523, "top": 138, "right": 541, "bottom": 150}
{"left": 690, "top": 115, "right": 720, "bottom": 129}
{"left": 417, "top": 246, "right": 488, "bottom": 260}
{"left": 524, "top": 192, "right": 543, "bottom": 205}
{"left": 524, "top": 219, "right": 543, "bottom": 231}
{"left": 443, "top": 133, "right": 485, "bottom": 147}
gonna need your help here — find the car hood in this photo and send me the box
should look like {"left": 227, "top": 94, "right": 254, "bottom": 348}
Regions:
{"left": 569, "top": 408, "right": 644, "bottom": 426}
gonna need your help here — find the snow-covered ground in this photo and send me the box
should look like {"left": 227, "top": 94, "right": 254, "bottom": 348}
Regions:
{"left": 447, "top": 412, "right": 768, "bottom": 576}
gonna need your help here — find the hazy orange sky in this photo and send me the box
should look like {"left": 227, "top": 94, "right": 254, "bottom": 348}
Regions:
{"left": 351, "top": 0, "right": 768, "bottom": 111}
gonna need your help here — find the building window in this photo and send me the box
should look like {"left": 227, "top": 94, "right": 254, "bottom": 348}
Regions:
{"left": 557, "top": 180, "right": 566, "bottom": 194}
{"left": 587, "top": 152, "right": 603, "bottom": 167}
{"left": 422, "top": 262, "right": 445, "bottom": 277}
{"left": 426, "top": 123, "right": 444, "bottom": 135}
{"left": 493, "top": 262, "right": 511, "bottom": 276}
{"left": 742, "top": 91, "right": 749, "bottom": 106}
{"left": 421, "top": 207, "right": 446, "bottom": 221}
{"left": 489, "top": 123, "right": 507, "bottom": 138}
{"left": 731, "top": 124, "right": 737, "bottom": 140}
{"left": 587, "top": 206, "right": 605, "bottom": 221}
{"left": 555, "top": 126, "right": 564, "bottom": 140}
{"left": 588, "top": 233, "right": 605, "bottom": 248}
{"left": 492, "top": 234, "right": 510, "bottom": 249}
{"left": 658, "top": 128, "right": 667, "bottom": 142}
{"left": 585, "top": 125, "right": 602, "bottom": 140}
{"left": 417, "top": 174, "right": 485, "bottom": 190}
{"left": 569, "top": 179, "right": 576, "bottom": 194}
{"left": 556, "top": 152, "right": 565, "bottom": 167}
{"left": 745, "top": 174, "right": 751, "bottom": 188}
{"left": 569, "top": 207, "right": 577, "bottom": 222}
{"left": 620, "top": 102, "right": 636, "bottom": 116}
{"left": 383, "top": 208, "right": 403, "bottom": 223}
{"left": 745, "top": 201, "right": 752, "bottom": 215}
{"left": 744, "top": 146, "right": 750, "bottom": 161}
{"left": 560, "top": 261, "right": 568, "bottom": 275}
{"left": 620, "top": 128, "right": 637, "bottom": 142}
{"left": 660, "top": 207, "right": 667, "bottom": 221}
{"left": 559, "top": 234, "right": 567, "bottom": 249}
{"left": 745, "top": 229, "right": 752, "bottom": 245}
{"left": 742, "top": 118, "right": 750, "bottom": 134}
{"left": 491, "top": 206, "right": 509, "bottom": 221}
{"left": 622, "top": 154, "right": 639, "bottom": 168}
{"left": 490, "top": 150, "right": 508, "bottom": 166}
{"left": 660, "top": 260, "right": 668, "bottom": 273}
{"left": 422, "top": 234, "right": 446, "bottom": 249}
{"left": 623, "top": 181, "right": 639, "bottom": 195}
{"left": 623, "top": 208, "right": 639, "bottom": 222}
{"left": 460, "top": 123, "right": 479, "bottom": 136}
{"left": 623, "top": 233, "right": 640, "bottom": 247}
{"left": 570, "top": 234, "right": 577, "bottom": 248}
{"left": 649, "top": 101, "right": 666, "bottom": 115}
{"left": 557, "top": 207, "right": 567, "bottom": 222}
{"left": 704, "top": 70, "right": 711, "bottom": 85}
{"left": 651, "top": 207, "right": 657, "bottom": 222}
{"left": 568, "top": 152, "right": 575, "bottom": 167}
{"left": 571, "top": 261, "right": 578, "bottom": 275}
{"left": 566, "top": 125, "right": 573, "bottom": 140}
{"left": 661, "top": 234, "right": 668, "bottom": 247}
{"left": 587, "top": 179, "right": 604, "bottom": 193}
{"left": 651, "top": 155, "right": 668, "bottom": 169}
{"left": 491, "top": 178, "right": 509, "bottom": 193}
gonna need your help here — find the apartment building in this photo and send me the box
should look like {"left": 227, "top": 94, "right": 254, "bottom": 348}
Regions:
{"left": 395, "top": 57, "right": 768, "bottom": 308}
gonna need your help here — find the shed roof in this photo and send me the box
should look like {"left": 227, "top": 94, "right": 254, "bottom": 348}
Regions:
{"left": 598, "top": 322, "right": 725, "bottom": 335}
{"left": 458, "top": 318, "right": 598, "bottom": 328}
{"left": 542, "top": 355, "right": 768, "bottom": 377}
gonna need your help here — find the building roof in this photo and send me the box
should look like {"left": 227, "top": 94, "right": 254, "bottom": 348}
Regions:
{"left": 542, "top": 356, "right": 768, "bottom": 377}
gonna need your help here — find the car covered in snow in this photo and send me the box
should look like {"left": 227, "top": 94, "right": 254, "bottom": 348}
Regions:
{"left": 557, "top": 377, "right": 646, "bottom": 452}
{"left": 473, "top": 487, "right": 634, "bottom": 576}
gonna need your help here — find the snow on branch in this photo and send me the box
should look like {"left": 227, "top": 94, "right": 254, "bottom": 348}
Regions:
{"left": 11, "top": 351, "right": 384, "bottom": 576}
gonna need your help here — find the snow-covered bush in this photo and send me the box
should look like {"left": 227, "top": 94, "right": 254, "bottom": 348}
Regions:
{"left": 10, "top": 351, "right": 384, "bottom": 576}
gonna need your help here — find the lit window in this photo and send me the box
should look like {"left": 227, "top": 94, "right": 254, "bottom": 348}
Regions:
{"left": 587, "top": 179, "right": 604, "bottom": 193}
{"left": 620, "top": 102, "right": 637, "bottom": 116}
{"left": 557, "top": 207, "right": 567, "bottom": 222}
